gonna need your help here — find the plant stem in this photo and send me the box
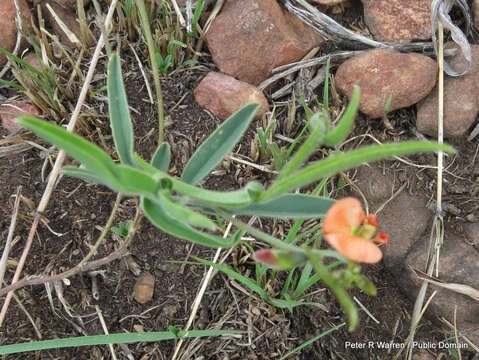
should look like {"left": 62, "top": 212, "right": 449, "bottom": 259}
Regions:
{"left": 306, "top": 249, "right": 358, "bottom": 331}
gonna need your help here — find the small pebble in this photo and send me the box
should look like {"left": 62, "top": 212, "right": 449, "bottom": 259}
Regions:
{"left": 133, "top": 272, "right": 155, "bottom": 304}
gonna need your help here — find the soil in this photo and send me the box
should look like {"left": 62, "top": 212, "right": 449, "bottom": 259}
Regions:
{"left": 0, "top": 1, "right": 478, "bottom": 359}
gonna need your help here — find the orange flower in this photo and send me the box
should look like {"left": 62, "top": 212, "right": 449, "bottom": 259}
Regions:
{"left": 323, "top": 198, "right": 388, "bottom": 264}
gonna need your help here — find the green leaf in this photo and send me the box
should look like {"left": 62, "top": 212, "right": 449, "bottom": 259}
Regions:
{"left": 142, "top": 198, "right": 240, "bottom": 248}
{"left": 227, "top": 194, "right": 334, "bottom": 218}
{"left": 151, "top": 142, "right": 171, "bottom": 172}
{"left": 62, "top": 167, "right": 119, "bottom": 189}
{"left": 0, "top": 329, "right": 244, "bottom": 355}
{"left": 157, "top": 190, "right": 216, "bottom": 230}
{"left": 262, "top": 141, "right": 455, "bottom": 201}
{"left": 136, "top": 155, "right": 256, "bottom": 208}
{"left": 181, "top": 103, "right": 259, "bottom": 185}
{"left": 107, "top": 53, "right": 136, "bottom": 167}
{"left": 323, "top": 85, "right": 359, "bottom": 146}
{"left": 276, "top": 112, "right": 328, "bottom": 182}
{"left": 17, "top": 116, "right": 118, "bottom": 181}
{"left": 112, "top": 165, "right": 159, "bottom": 198}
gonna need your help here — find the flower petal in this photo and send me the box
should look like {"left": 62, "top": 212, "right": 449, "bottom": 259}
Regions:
{"left": 324, "top": 233, "right": 383, "bottom": 264}
{"left": 323, "top": 197, "right": 365, "bottom": 235}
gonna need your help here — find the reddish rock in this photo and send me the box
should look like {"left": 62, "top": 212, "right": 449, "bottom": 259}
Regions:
{"left": 0, "top": 102, "right": 41, "bottom": 133}
{"left": 335, "top": 49, "right": 437, "bottom": 118}
{"left": 403, "top": 233, "right": 479, "bottom": 344}
{"left": 22, "top": 53, "right": 42, "bottom": 72}
{"left": 354, "top": 165, "right": 433, "bottom": 271}
{"left": 417, "top": 45, "right": 479, "bottom": 138}
{"left": 0, "top": 0, "right": 33, "bottom": 66}
{"left": 205, "top": 0, "right": 324, "bottom": 86}
{"left": 133, "top": 272, "right": 155, "bottom": 304}
{"left": 194, "top": 72, "right": 269, "bottom": 120}
{"left": 362, "top": 0, "right": 432, "bottom": 43}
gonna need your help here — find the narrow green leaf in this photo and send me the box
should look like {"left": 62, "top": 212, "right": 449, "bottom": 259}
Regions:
{"left": 0, "top": 329, "right": 244, "bottom": 355}
{"left": 157, "top": 190, "right": 216, "bottom": 230}
{"left": 181, "top": 103, "right": 259, "bottom": 185}
{"left": 323, "top": 57, "right": 331, "bottom": 109}
{"left": 228, "top": 194, "right": 334, "bottom": 218}
{"left": 323, "top": 85, "right": 359, "bottom": 146}
{"left": 151, "top": 142, "right": 171, "bottom": 172}
{"left": 0, "top": 46, "right": 46, "bottom": 79}
{"left": 262, "top": 141, "right": 455, "bottom": 201}
{"left": 142, "top": 198, "right": 240, "bottom": 248}
{"left": 0, "top": 78, "right": 25, "bottom": 91}
{"left": 17, "top": 116, "right": 118, "bottom": 180}
{"left": 193, "top": 257, "right": 271, "bottom": 300}
{"left": 107, "top": 53, "right": 136, "bottom": 167}
{"left": 270, "top": 298, "right": 327, "bottom": 311}
{"left": 279, "top": 323, "right": 345, "bottom": 360}
{"left": 276, "top": 112, "right": 328, "bottom": 182}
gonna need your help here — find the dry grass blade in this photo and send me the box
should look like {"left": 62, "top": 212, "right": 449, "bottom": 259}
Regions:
{"left": 0, "top": 187, "right": 22, "bottom": 287}
{"left": 171, "top": 221, "right": 233, "bottom": 360}
{"left": 96, "top": 304, "right": 119, "bottom": 360}
{"left": 411, "top": 267, "right": 479, "bottom": 302}
{"left": 45, "top": 3, "right": 80, "bottom": 46}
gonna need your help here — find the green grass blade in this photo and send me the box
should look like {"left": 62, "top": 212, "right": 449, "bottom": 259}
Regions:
{"left": 227, "top": 194, "right": 334, "bottom": 218}
{"left": 0, "top": 46, "right": 47, "bottom": 79}
{"left": 270, "top": 298, "right": 327, "bottom": 311}
{"left": 107, "top": 53, "right": 136, "bottom": 167}
{"left": 0, "top": 329, "right": 244, "bottom": 355}
{"left": 323, "top": 57, "right": 331, "bottom": 109}
{"left": 262, "top": 141, "right": 455, "bottom": 201}
{"left": 151, "top": 142, "right": 171, "bottom": 171}
{"left": 323, "top": 85, "right": 359, "bottom": 146}
{"left": 279, "top": 323, "right": 345, "bottom": 360}
{"left": 17, "top": 116, "right": 118, "bottom": 181}
{"left": 142, "top": 198, "right": 240, "bottom": 248}
{"left": 276, "top": 112, "right": 328, "bottom": 182}
{"left": 181, "top": 103, "right": 259, "bottom": 185}
{"left": 193, "top": 256, "right": 271, "bottom": 299}
{"left": 0, "top": 78, "right": 25, "bottom": 91}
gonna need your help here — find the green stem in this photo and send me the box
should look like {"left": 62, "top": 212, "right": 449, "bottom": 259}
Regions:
{"left": 219, "top": 211, "right": 344, "bottom": 261}
{"left": 306, "top": 249, "right": 358, "bottom": 331}
{"left": 136, "top": 0, "right": 165, "bottom": 144}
